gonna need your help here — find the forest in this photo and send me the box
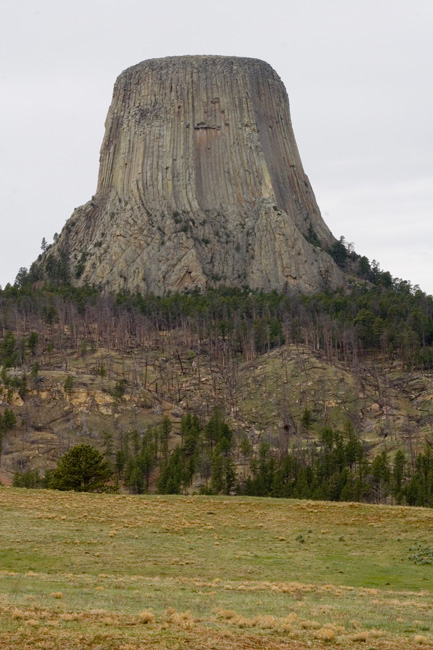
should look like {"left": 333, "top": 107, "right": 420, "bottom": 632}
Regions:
{"left": 11, "top": 409, "right": 433, "bottom": 508}
{"left": 3, "top": 256, "right": 433, "bottom": 370}
{"left": 1, "top": 254, "right": 433, "bottom": 506}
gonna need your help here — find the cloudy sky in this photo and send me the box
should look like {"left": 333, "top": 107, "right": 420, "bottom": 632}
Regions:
{"left": 1, "top": 0, "right": 432, "bottom": 293}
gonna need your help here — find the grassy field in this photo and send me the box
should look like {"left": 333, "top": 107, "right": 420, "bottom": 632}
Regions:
{"left": 0, "top": 489, "right": 432, "bottom": 649}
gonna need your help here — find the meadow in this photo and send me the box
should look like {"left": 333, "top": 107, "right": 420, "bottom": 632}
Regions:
{"left": 0, "top": 489, "right": 432, "bottom": 649}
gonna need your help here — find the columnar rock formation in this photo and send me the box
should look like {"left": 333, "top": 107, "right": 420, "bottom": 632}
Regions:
{"left": 45, "top": 56, "right": 344, "bottom": 294}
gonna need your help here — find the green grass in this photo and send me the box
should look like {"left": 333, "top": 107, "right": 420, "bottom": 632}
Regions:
{"left": 0, "top": 489, "right": 432, "bottom": 649}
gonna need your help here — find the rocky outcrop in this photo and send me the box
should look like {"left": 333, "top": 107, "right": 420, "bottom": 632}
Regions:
{"left": 45, "top": 56, "right": 344, "bottom": 294}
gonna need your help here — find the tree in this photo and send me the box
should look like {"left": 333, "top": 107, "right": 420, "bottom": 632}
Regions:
{"left": 27, "top": 331, "right": 39, "bottom": 355}
{"left": 358, "top": 256, "right": 371, "bottom": 280}
{"left": 159, "top": 416, "right": 171, "bottom": 459}
{"left": 0, "top": 331, "right": 19, "bottom": 368}
{"left": 392, "top": 450, "right": 406, "bottom": 504}
{"left": 0, "top": 408, "right": 17, "bottom": 432}
{"left": 306, "top": 224, "right": 321, "bottom": 247}
{"left": 64, "top": 375, "right": 74, "bottom": 393}
{"left": 329, "top": 236, "right": 348, "bottom": 268}
{"left": 371, "top": 451, "right": 391, "bottom": 502}
{"left": 0, "top": 408, "right": 17, "bottom": 457}
{"left": 157, "top": 446, "right": 183, "bottom": 494}
{"left": 30, "top": 362, "right": 40, "bottom": 389}
{"left": 14, "top": 267, "right": 29, "bottom": 289}
{"left": 406, "top": 444, "right": 433, "bottom": 507}
{"left": 301, "top": 407, "right": 312, "bottom": 432}
{"left": 112, "top": 378, "right": 128, "bottom": 400}
{"left": 239, "top": 436, "right": 253, "bottom": 478}
{"left": 210, "top": 449, "right": 225, "bottom": 493}
{"left": 48, "top": 444, "right": 113, "bottom": 492}
{"left": 13, "top": 469, "right": 43, "bottom": 488}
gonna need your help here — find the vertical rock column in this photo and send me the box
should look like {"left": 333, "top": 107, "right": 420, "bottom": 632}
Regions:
{"left": 49, "top": 56, "right": 344, "bottom": 294}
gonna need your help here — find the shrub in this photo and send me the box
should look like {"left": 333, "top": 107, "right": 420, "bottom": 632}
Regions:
{"left": 139, "top": 611, "right": 155, "bottom": 624}
{"left": 112, "top": 378, "right": 128, "bottom": 399}
{"left": 13, "top": 469, "right": 43, "bottom": 488}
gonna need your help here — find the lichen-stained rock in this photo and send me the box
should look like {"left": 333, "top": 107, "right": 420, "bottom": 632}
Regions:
{"left": 45, "top": 56, "right": 344, "bottom": 294}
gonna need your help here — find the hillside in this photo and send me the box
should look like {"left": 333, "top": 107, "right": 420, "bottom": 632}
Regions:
{"left": 1, "top": 282, "right": 433, "bottom": 498}
{"left": 1, "top": 338, "right": 433, "bottom": 484}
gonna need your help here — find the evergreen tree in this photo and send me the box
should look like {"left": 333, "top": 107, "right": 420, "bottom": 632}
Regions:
{"left": 371, "top": 452, "right": 391, "bottom": 502}
{"left": 157, "top": 446, "right": 183, "bottom": 494}
{"left": 391, "top": 450, "right": 406, "bottom": 504}
{"left": 0, "top": 331, "right": 19, "bottom": 368}
{"left": 13, "top": 469, "right": 43, "bottom": 488}
{"left": 159, "top": 416, "right": 172, "bottom": 459}
{"left": 210, "top": 449, "right": 225, "bottom": 493}
{"left": 301, "top": 407, "right": 312, "bottom": 431}
{"left": 48, "top": 444, "right": 113, "bottom": 492}
{"left": 406, "top": 444, "right": 433, "bottom": 507}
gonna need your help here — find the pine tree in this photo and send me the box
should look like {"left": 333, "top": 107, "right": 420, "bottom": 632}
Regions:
{"left": 48, "top": 444, "right": 113, "bottom": 492}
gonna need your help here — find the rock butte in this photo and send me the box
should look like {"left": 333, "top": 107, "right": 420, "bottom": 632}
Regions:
{"left": 44, "top": 56, "right": 344, "bottom": 294}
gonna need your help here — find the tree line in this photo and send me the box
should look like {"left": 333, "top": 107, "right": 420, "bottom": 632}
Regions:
{"left": 12, "top": 411, "right": 433, "bottom": 508}
{"left": 1, "top": 271, "right": 433, "bottom": 370}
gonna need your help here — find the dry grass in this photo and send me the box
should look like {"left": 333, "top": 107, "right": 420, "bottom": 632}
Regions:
{"left": 138, "top": 610, "right": 155, "bottom": 624}
{"left": 0, "top": 489, "right": 433, "bottom": 649}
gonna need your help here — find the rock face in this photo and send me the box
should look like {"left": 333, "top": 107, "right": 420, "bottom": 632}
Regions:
{"left": 47, "top": 56, "right": 344, "bottom": 294}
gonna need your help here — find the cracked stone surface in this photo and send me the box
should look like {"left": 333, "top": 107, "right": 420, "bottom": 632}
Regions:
{"left": 44, "top": 56, "right": 344, "bottom": 294}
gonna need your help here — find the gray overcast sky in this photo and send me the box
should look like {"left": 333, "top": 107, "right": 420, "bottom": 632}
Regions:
{"left": 1, "top": 0, "right": 432, "bottom": 293}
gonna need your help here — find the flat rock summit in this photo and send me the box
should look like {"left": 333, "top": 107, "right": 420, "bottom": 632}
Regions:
{"left": 42, "top": 55, "right": 344, "bottom": 294}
